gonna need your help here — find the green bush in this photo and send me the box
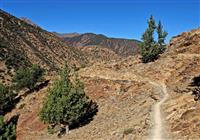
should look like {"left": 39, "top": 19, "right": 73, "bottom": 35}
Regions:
{"left": 12, "top": 64, "right": 44, "bottom": 90}
{"left": 0, "top": 115, "right": 16, "bottom": 140}
{"left": 123, "top": 128, "right": 134, "bottom": 135}
{"left": 0, "top": 83, "right": 15, "bottom": 115}
{"left": 40, "top": 64, "right": 93, "bottom": 127}
{"left": 47, "top": 126, "right": 55, "bottom": 134}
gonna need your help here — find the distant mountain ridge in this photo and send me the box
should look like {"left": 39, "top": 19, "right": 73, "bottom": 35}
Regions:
{"left": 0, "top": 9, "right": 88, "bottom": 82}
{"left": 55, "top": 32, "right": 140, "bottom": 57}
{"left": 52, "top": 32, "right": 81, "bottom": 38}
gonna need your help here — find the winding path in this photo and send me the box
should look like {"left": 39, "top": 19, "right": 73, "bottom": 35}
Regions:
{"left": 150, "top": 82, "right": 169, "bottom": 140}
{"left": 78, "top": 52, "right": 200, "bottom": 140}
{"left": 81, "top": 72, "right": 169, "bottom": 139}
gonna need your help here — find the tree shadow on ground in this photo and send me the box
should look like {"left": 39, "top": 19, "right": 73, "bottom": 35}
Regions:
{"left": 69, "top": 100, "right": 99, "bottom": 130}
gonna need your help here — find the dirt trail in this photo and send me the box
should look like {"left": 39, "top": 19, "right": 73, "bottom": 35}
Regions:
{"left": 149, "top": 82, "right": 169, "bottom": 140}
{"left": 81, "top": 71, "right": 170, "bottom": 140}
{"left": 177, "top": 53, "right": 200, "bottom": 58}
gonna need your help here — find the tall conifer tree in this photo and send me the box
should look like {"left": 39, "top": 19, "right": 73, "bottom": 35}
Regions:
{"left": 140, "top": 16, "right": 167, "bottom": 63}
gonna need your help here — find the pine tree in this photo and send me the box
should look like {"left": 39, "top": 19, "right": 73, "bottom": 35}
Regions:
{"left": 140, "top": 16, "right": 167, "bottom": 63}
{"left": 157, "top": 21, "right": 168, "bottom": 53}
{"left": 39, "top": 64, "right": 94, "bottom": 128}
{"left": 140, "top": 15, "right": 158, "bottom": 63}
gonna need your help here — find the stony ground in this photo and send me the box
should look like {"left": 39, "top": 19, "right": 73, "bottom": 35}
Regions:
{"left": 4, "top": 28, "right": 200, "bottom": 140}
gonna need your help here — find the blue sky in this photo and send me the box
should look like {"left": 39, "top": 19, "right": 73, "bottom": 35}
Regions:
{"left": 0, "top": 0, "right": 199, "bottom": 42}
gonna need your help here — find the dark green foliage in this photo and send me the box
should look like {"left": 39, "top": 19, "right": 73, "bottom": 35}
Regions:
{"left": 0, "top": 115, "right": 17, "bottom": 140}
{"left": 40, "top": 64, "right": 95, "bottom": 127}
{"left": 190, "top": 75, "right": 200, "bottom": 101}
{"left": 123, "top": 128, "right": 134, "bottom": 135}
{"left": 157, "top": 21, "right": 168, "bottom": 53}
{"left": 140, "top": 16, "right": 168, "bottom": 63}
{"left": 0, "top": 83, "right": 15, "bottom": 115}
{"left": 47, "top": 126, "right": 55, "bottom": 134}
{"left": 12, "top": 65, "right": 44, "bottom": 90}
{"left": 190, "top": 75, "right": 200, "bottom": 87}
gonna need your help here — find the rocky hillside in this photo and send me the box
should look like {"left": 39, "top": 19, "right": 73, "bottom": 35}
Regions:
{"left": 5, "top": 25, "right": 200, "bottom": 140}
{"left": 61, "top": 33, "right": 140, "bottom": 57}
{"left": 78, "top": 45, "right": 122, "bottom": 63}
{"left": 20, "top": 17, "right": 38, "bottom": 27}
{"left": 2, "top": 8, "right": 200, "bottom": 140}
{"left": 0, "top": 9, "right": 88, "bottom": 83}
{"left": 73, "top": 28, "right": 200, "bottom": 140}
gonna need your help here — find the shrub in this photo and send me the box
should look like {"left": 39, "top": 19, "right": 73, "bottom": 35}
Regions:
{"left": 0, "top": 83, "right": 15, "bottom": 115}
{"left": 0, "top": 115, "right": 17, "bottom": 140}
{"left": 40, "top": 64, "right": 97, "bottom": 128}
{"left": 12, "top": 64, "right": 44, "bottom": 90}
{"left": 190, "top": 75, "right": 200, "bottom": 101}
{"left": 123, "top": 128, "right": 134, "bottom": 135}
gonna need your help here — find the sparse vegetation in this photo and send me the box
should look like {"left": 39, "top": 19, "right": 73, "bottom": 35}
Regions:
{"left": 140, "top": 15, "right": 167, "bottom": 63}
{"left": 47, "top": 126, "right": 55, "bottom": 134}
{"left": 40, "top": 64, "right": 98, "bottom": 132}
{"left": 18, "top": 103, "right": 26, "bottom": 109}
{"left": 0, "top": 40, "right": 31, "bottom": 70}
{"left": 12, "top": 64, "right": 44, "bottom": 90}
{"left": 123, "top": 128, "right": 134, "bottom": 135}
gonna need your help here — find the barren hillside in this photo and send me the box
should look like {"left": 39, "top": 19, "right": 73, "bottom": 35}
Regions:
{"left": 1, "top": 7, "right": 200, "bottom": 140}
{"left": 77, "top": 28, "right": 200, "bottom": 140}
{"left": 61, "top": 33, "right": 140, "bottom": 57}
{"left": 4, "top": 26, "right": 200, "bottom": 140}
{"left": 0, "top": 9, "right": 88, "bottom": 84}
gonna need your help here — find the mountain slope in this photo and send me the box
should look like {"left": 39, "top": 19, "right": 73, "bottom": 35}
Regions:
{"left": 52, "top": 32, "right": 80, "bottom": 38}
{"left": 0, "top": 10, "right": 87, "bottom": 75}
{"left": 20, "top": 17, "right": 38, "bottom": 27}
{"left": 70, "top": 28, "right": 200, "bottom": 140}
{"left": 61, "top": 33, "right": 140, "bottom": 57}
{"left": 7, "top": 23, "right": 200, "bottom": 139}
{"left": 2, "top": 9, "right": 200, "bottom": 140}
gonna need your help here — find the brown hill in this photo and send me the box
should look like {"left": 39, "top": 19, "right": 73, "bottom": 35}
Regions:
{"left": 5, "top": 24, "right": 200, "bottom": 139}
{"left": 52, "top": 32, "right": 81, "bottom": 38}
{"left": 0, "top": 9, "right": 88, "bottom": 83}
{"left": 61, "top": 33, "right": 140, "bottom": 57}
{"left": 76, "top": 28, "right": 200, "bottom": 140}
{"left": 20, "top": 17, "right": 38, "bottom": 27}
{"left": 2, "top": 9, "right": 200, "bottom": 140}
{"left": 79, "top": 45, "right": 122, "bottom": 63}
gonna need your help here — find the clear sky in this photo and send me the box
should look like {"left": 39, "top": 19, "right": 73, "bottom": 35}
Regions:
{"left": 0, "top": 0, "right": 199, "bottom": 42}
